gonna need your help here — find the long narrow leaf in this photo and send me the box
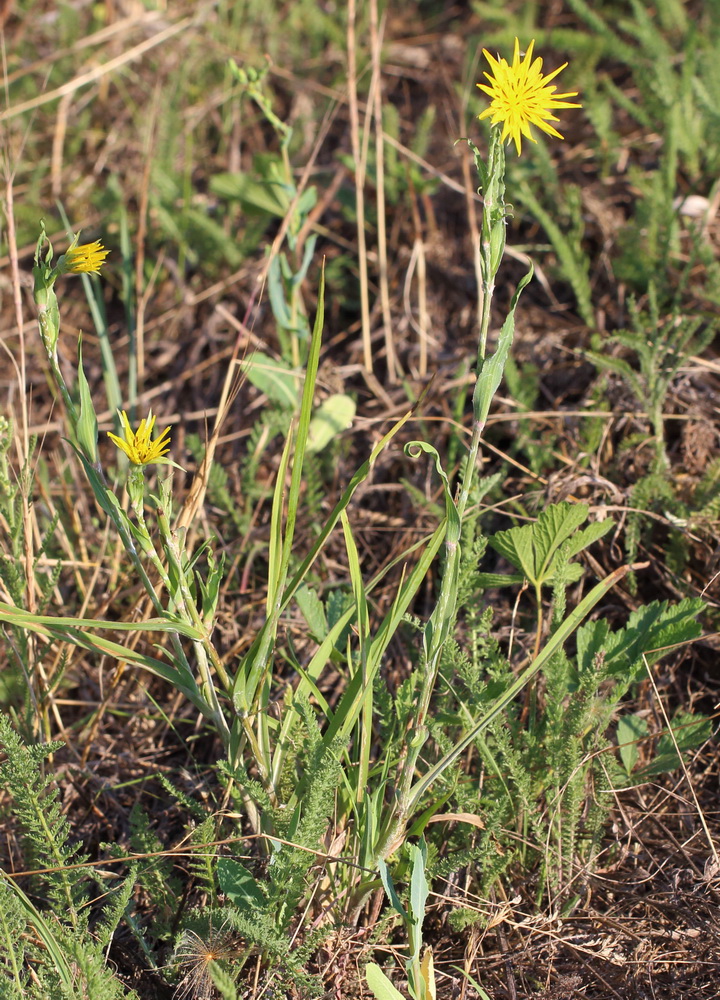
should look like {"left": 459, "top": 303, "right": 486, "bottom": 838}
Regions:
{"left": 474, "top": 265, "right": 533, "bottom": 429}
{"left": 1, "top": 873, "right": 76, "bottom": 992}
{"left": 271, "top": 602, "right": 357, "bottom": 795}
{"left": 341, "top": 510, "right": 372, "bottom": 799}
{"left": 0, "top": 601, "right": 203, "bottom": 639}
{"left": 281, "top": 379, "right": 435, "bottom": 615}
{"left": 267, "top": 427, "right": 294, "bottom": 613}
{"left": 235, "top": 378, "right": 433, "bottom": 714}
{"left": 281, "top": 263, "right": 326, "bottom": 580}
{"left": 323, "top": 521, "right": 447, "bottom": 747}
{"left": 0, "top": 613, "right": 201, "bottom": 704}
{"left": 237, "top": 265, "right": 326, "bottom": 709}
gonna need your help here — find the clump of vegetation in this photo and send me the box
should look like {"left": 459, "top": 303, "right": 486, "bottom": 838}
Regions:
{"left": 0, "top": 4, "right": 717, "bottom": 998}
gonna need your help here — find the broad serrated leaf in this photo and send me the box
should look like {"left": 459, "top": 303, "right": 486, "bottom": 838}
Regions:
{"left": 635, "top": 712, "right": 714, "bottom": 778}
{"left": 489, "top": 523, "right": 536, "bottom": 580}
{"left": 533, "top": 502, "right": 589, "bottom": 580}
{"left": 490, "top": 504, "right": 614, "bottom": 589}
{"left": 561, "top": 517, "right": 614, "bottom": 560}
{"left": 210, "top": 170, "right": 289, "bottom": 216}
{"left": 635, "top": 712, "right": 712, "bottom": 780}
{"left": 576, "top": 618, "right": 610, "bottom": 674}
{"left": 603, "top": 598, "right": 704, "bottom": 677}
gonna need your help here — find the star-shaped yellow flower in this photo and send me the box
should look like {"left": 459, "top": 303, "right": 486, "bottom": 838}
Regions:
{"left": 108, "top": 410, "right": 171, "bottom": 466}
{"left": 477, "top": 38, "right": 581, "bottom": 155}
{"left": 59, "top": 239, "right": 110, "bottom": 275}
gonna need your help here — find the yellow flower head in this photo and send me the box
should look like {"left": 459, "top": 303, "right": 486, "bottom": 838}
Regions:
{"left": 59, "top": 239, "right": 110, "bottom": 275}
{"left": 477, "top": 38, "right": 581, "bottom": 155}
{"left": 108, "top": 410, "right": 171, "bottom": 466}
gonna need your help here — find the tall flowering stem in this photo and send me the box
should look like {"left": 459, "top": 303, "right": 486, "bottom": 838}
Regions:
{"left": 372, "top": 40, "right": 579, "bottom": 866}
{"left": 33, "top": 229, "right": 184, "bottom": 671}
{"left": 109, "top": 421, "right": 232, "bottom": 744}
{"left": 373, "top": 128, "right": 516, "bottom": 865}
{"left": 32, "top": 226, "right": 233, "bottom": 749}
{"left": 457, "top": 127, "right": 507, "bottom": 523}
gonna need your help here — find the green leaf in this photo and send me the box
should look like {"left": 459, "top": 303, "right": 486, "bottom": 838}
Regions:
{"left": 636, "top": 712, "right": 713, "bottom": 778}
{"left": 75, "top": 336, "right": 98, "bottom": 463}
{"left": 488, "top": 523, "right": 536, "bottom": 581}
{"left": 295, "top": 584, "right": 328, "bottom": 641}
{"left": 474, "top": 572, "right": 526, "bottom": 588}
{"left": 561, "top": 517, "right": 614, "bottom": 560}
{"left": 236, "top": 266, "right": 326, "bottom": 710}
{"left": 210, "top": 169, "right": 289, "bottom": 217}
{"left": 407, "top": 560, "right": 635, "bottom": 811}
{"left": 532, "top": 502, "right": 589, "bottom": 580}
{"left": 0, "top": 874, "right": 76, "bottom": 993}
{"left": 408, "top": 840, "right": 429, "bottom": 929}
{"left": 585, "top": 350, "right": 638, "bottom": 381}
{"left": 0, "top": 599, "right": 203, "bottom": 639}
{"left": 216, "top": 858, "right": 267, "bottom": 911}
{"left": 0, "top": 601, "right": 205, "bottom": 710}
{"left": 323, "top": 522, "right": 446, "bottom": 747}
{"left": 595, "top": 598, "right": 704, "bottom": 679}
{"left": 209, "top": 960, "right": 240, "bottom": 1000}
{"left": 378, "top": 859, "right": 408, "bottom": 921}
{"left": 451, "top": 966, "right": 493, "bottom": 1000}
{"left": 267, "top": 253, "right": 296, "bottom": 332}
{"left": 489, "top": 218, "right": 506, "bottom": 276}
{"left": 405, "top": 441, "right": 460, "bottom": 545}
{"left": 235, "top": 372, "right": 432, "bottom": 719}
{"left": 489, "top": 503, "right": 614, "bottom": 589}
{"left": 659, "top": 712, "right": 712, "bottom": 753}
{"left": 553, "top": 562, "right": 585, "bottom": 586}
{"left": 307, "top": 393, "right": 356, "bottom": 453}
{"left": 473, "top": 264, "right": 533, "bottom": 428}
{"left": 575, "top": 618, "right": 609, "bottom": 675}
{"left": 196, "top": 548, "right": 226, "bottom": 626}
{"left": 366, "top": 963, "right": 407, "bottom": 1000}
{"left": 616, "top": 714, "right": 648, "bottom": 774}
{"left": 241, "top": 352, "right": 298, "bottom": 409}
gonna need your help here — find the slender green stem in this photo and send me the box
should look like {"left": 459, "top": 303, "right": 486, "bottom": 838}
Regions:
{"left": 533, "top": 583, "right": 543, "bottom": 661}
{"left": 46, "top": 354, "right": 79, "bottom": 430}
{"left": 374, "top": 132, "right": 506, "bottom": 865}
{"left": 154, "top": 501, "right": 231, "bottom": 746}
